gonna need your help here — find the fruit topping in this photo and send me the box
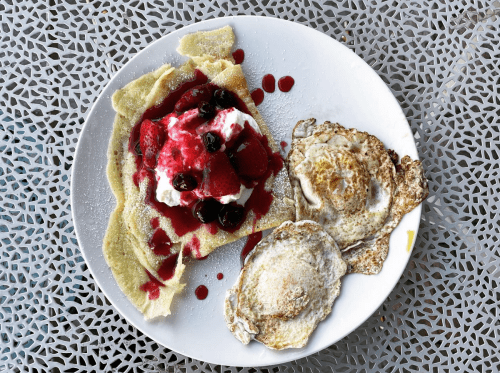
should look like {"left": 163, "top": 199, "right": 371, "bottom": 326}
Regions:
{"left": 140, "top": 119, "right": 166, "bottom": 169}
{"left": 218, "top": 204, "right": 246, "bottom": 229}
{"left": 201, "top": 152, "right": 241, "bottom": 197}
{"left": 214, "top": 89, "right": 237, "bottom": 108}
{"left": 230, "top": 134, "right": 268, "bottom": 179}
{"left": 202, "top": 131, "right": 222, "bottom": 153}
{"left": 172, "top": 173, "right": 198, "bottom": 191}
{"left": 192, "top": 199, "right": 223, "bottom": 224}
{"left": 198, "top": 101, "right": 216, "bottom": 119}
{"left": 174, "top": 84, "right": 215, "bottom": 113}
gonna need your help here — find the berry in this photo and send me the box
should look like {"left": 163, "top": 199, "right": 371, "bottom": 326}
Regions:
{"left": 201, "top": 152, "right": 241, "bottom": 198}
{"left": 192, "top": 199, "right": 222, "bottom": 224}
{"left": 214, "top": 89, "right": 237, "bottom": 108}
{"left": 172, "top": 173, "right": 198, "bottom": 192}
{"left": 174, "top": 84, "right": 215, "bottom": 113}
{"left": 140, "top": 119, "right": 166, "bottom": 169}
{"left": 202, "top": 132, "right": 222, "bottom": 153}
{"left": 218, "top": 204, "right": 246, "bottom": 229}
{"left": 230, "top": 135, "right": 268, "bottom": 179}
{"left": 198, "top": 101, "right": 216, "bottom": 119}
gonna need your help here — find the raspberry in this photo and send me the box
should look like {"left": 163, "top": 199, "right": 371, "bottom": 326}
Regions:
{"left": 140, "top": 120, "right": 165, "bottom": 169}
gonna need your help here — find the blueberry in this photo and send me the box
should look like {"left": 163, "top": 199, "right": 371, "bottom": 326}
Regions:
{"left": 192, "top": 199, "right": 222, "bottom": 224}
{"left": 172, "top": 173, "right": 198, "bottom": 192}
{"left": 218, "top": 204, "right": 246, "bottom": 229}
{"left": 202, "top": 132, "right": 222, "bottom": 153}
{"left": 214, "top": 89, "right": 237, "bottom": 108}
{"left": 198, "top": 101, "right": 216, "bottom": 119}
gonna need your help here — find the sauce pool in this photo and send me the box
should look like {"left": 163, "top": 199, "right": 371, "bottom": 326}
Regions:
{"left": 232, "top": 49, "right": 244, "bottom": 64}
{"left": 195, "top": 285, "right": 208, "bottom": 300}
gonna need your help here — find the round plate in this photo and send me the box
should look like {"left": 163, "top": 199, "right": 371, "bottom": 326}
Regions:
{"left": 71, "top": 16, "right": 422, "bottom": 367}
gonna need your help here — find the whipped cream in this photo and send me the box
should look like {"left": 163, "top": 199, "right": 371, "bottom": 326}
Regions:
{"left": 155, "top": 107, "right": 260, "bottom": 207}
{"left": 197, "top": 107, "right": 262, "bottom": 143}
{"left": 156, "top": 171, "right": 182, "bottom": 207}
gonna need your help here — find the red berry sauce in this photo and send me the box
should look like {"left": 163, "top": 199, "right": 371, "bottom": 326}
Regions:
{"left": 241, "top": 231, "right": 263, "bottom": 267}
{"left": 157, "top": 253, "right": 179, "bottom": 281}
{"left": 195, "top": 285, "right": 208, "bottom": 300}
{"left": 217, "top": 273, "right": 223, "bottom": 280}
{"left": 148, "top": 228, "right": 173, "bottom": 256}
{"left": 251, "top": 88, "right": 264, "bottom": 106}
{"left": 139, "top": 269, "right": 165, "bottom": 300}
{"left": 232, "top": 49, "right": 244, "bottom": 64}
{"left": 280, "top": 141, "right": 288, "bottom": 152}
{"left": 278, "top": 76, "right": 295, "bottom": 92}
{"left": 150, "top": 217, "right": 160, "bottom": 229}
{"left": 262, "top": 74, "right": 275, "bottom": 93}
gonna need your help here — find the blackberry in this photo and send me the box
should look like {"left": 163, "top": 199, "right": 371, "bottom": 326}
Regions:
{"left": 198, "top": 101, "right": 216, "bottom": 119}
{"left": 202, "top": 132, "right": 222, "bottom": 153}
{"left": 218, "top": 204, "right": 245, "bottom": 229}
{"left": 172, "top": 173, "right": 198, "bottom": 192}
{"left": 214, "top": 89, "right": 237, "bottom": 108}
{"left": 192, "top": 199, "right": 222, "bottom": 224}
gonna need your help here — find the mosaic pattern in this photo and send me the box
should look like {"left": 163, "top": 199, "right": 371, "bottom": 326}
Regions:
{"left": 1, "top": 0, "right": 499, "bottom": 371}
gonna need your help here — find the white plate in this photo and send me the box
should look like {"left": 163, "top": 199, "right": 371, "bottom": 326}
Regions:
{"left": 71, "top": 16, "right": 421, "bottom": 367}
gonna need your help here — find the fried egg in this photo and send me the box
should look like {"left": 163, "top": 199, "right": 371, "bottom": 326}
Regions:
{"left": 224, "top": 220, "right": 347, "bottom": 350}
{"left": 287, "top": 119, "right": 428, "bottom": 275}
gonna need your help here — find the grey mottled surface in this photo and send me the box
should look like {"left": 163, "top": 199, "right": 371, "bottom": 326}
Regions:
{"left": 1, "top": 1, "right": 499, "bottom": 372}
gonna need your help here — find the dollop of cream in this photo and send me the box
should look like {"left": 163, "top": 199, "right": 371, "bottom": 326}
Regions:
{"left": 155, "top": 107, "right": 261, "bottom": 207}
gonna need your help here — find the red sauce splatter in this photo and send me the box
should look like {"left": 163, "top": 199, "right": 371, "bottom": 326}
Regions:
{"left": 241, "top": 231, "right": 263, "bottom": 267}
{"left": 148, "top": 228, "right": 172, "bottom": 256}
{"left": 157, "top": 253, "right": 179, "bottom": 281}
{"left": 232, "top": 49, "right": 244, "bottom": 64}
{"left": 150, "top": 217, "right": 160, "bottom": 229}
{"left": 251, "top": 88, "right": 264, "bottom": 106}
{"left": 217, "top": 273, "right": 224, "bottom": 280}
{"left": 278, "top": 76, "right": 295, "bottom": 92}
{"left": 139, "top": 269, "right": 164, "bottom": 300}
{"left": 206, "top": 223, "right": 218, "bottom": 235}
{"left": 182, "top": 235, "right": 202, "bottom": 259}
{"left": 262, "top": 74, "right": 276, "bottom": 93}
{"left": 195, "top": 285, "right": 208, "bottom": 300}
{"left": 280, "top": 141, "right": 288, "bottom": 151}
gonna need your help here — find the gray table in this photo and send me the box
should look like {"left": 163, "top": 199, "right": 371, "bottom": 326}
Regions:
{"left": 1, "top": 1, "right": 499, "bottom": 372}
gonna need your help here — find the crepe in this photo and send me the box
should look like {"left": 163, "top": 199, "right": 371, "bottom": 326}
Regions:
{"left": 103, "top": 26, "right": 295, "bottom": 319}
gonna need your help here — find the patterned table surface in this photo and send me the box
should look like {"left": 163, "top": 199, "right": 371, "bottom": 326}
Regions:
{"left": 1, "top": 1, "right": 499, "bottom": 372}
